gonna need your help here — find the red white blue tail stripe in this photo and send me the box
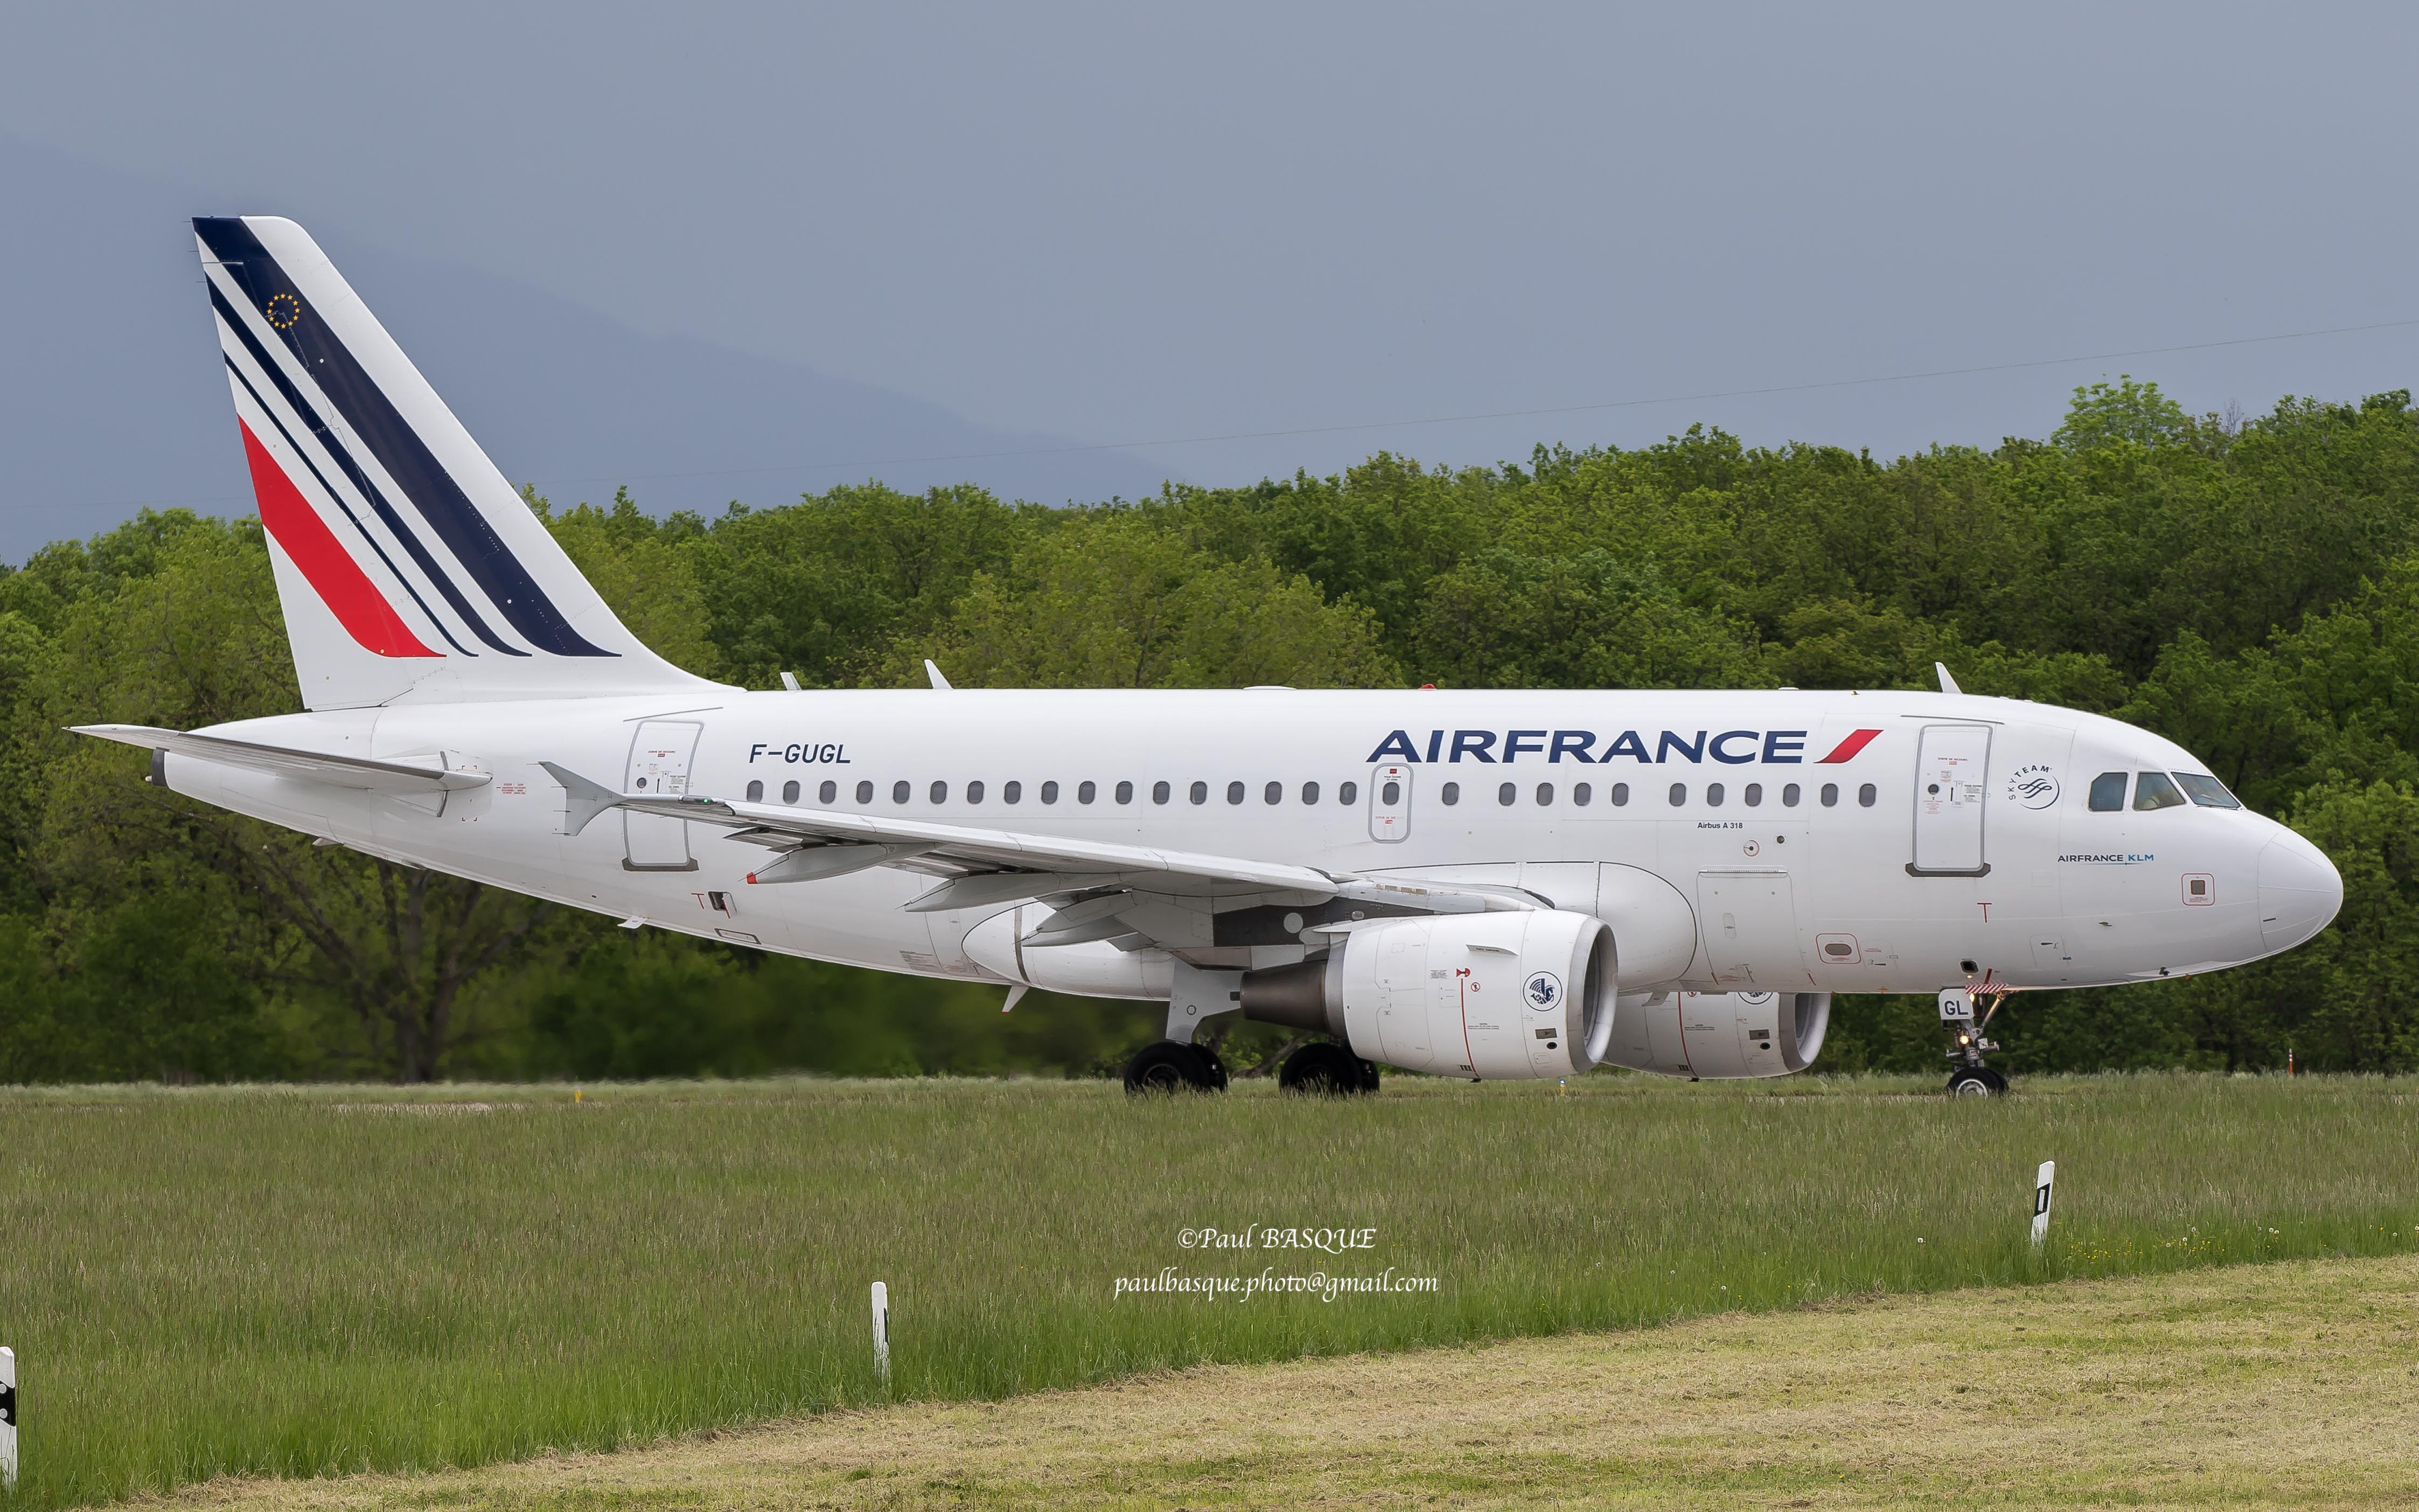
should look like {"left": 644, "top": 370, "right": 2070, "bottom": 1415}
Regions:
{"left": 196, "top": 216, "right": 719, "bottom": 709}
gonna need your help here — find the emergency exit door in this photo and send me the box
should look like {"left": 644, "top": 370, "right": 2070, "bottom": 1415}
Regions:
{"left": 1368, "top": 763, "right": 1411, "bottom": 842}
{"left": 623, "top": 720, "right": 702, "bottom": 872}
{"left": 1910, "top": 724, "right": 1990, "bottom": 876}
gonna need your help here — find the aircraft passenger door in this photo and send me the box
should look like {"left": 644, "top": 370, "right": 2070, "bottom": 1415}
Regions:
{"left": 1695, "top": 870, "right": 1808, "bottom": 988}
{"left": 1368, "top": 763, "right": 1412, "bottom": 843}
{"left": 623, "top": 720, "right": 703, "bottom": 872}
{"left": 1910, "top": 724, "right": 1991, "bottom": 876}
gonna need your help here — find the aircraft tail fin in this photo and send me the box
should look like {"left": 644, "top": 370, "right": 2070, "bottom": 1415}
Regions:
{"left": 193, "top": 215, "right": 724, "bottom": 709}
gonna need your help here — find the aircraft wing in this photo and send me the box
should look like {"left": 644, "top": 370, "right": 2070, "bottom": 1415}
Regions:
{"left": 74, "top": 724, "right": 493, "bottom": 792}
{"left": 541, "top": 761, "right": 1533, "bottom": 933}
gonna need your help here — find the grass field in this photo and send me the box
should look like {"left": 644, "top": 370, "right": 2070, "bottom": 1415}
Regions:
{"left": 1, "top": 1073, "right": 2415, "bottom": 1507}
{"left": 179, "top": 1253, "right": 2419, "bottom": 1510}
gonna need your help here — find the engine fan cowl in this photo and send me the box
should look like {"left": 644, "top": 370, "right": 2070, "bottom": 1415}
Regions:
{"left": 1598, "top": 989, "right": 1831, "bottom": 1078}
{"left": 1241, "top": 909, "right": 1616, "bottom": 1079}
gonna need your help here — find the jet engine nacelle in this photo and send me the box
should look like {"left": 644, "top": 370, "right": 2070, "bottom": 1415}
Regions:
{"left": 1242, "top": 909, "right": 1616, "bottom": 1079}
{"left": 1597, "top": 989, "right": 1831, "bottom": 1078}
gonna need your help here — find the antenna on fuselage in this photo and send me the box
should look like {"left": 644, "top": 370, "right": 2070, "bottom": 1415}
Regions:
{"left": 1935, "top": 661, "right": 1963, "bottom": 695}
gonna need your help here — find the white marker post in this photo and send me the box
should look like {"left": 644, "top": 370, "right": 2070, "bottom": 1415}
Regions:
{"left": 2, "top": 1344, "right": 18, "bottom": 1491}
{"left": 2031, "top": 1160, "right": 2057, "bottom": 1248}
{"left": 870, "top": 1283, "right": 890, "bottom": 1387}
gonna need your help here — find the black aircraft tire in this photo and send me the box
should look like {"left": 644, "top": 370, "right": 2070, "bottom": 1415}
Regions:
{"left": 1947, "top": 1066, "right": 2007, "bottom": 1097}
{"left": 1280, "top": 1042, "right": 1369, "bottom": 1096}
{"left": 1125, "top": 1041, "right": 1217, "bottom": 1095}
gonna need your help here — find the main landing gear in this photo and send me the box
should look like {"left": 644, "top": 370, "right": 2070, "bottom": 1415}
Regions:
{"left": 1123, "top": 1041, "right": 1229, "bottom": 1094}
{"left": 1276, "top": 1041, "right": 1381, "bottom": 1096}
{"left": 1119, "top": 1039, "right": 1379, "bottom": 1095}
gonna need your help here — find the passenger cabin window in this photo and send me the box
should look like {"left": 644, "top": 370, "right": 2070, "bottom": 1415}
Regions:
{"left": 930, "top": 781, "right": 948, "bottom": 804}
{"left": 1004, "top": 781, "right": 1022, "bottom": 804}
{"left": 2133, "top": 771, "right": 2188, "bottom": 811}
{"left": 1301, "top": 781, "right": 1320, "bottom": 804}
{"left": 1497, "top": 782, "right": 1516, "bottom": 806}
{"left": 891, "top": 781, "right": 910, "bottom": 804}
{"left": 1117, "top": 781, "right": 1134, "bottom": 804}
{"left": 2087, "top": 771, "right": 2128, "bottom": 812}
{"left": 1264, "top": 781, "right": 1282, "bottom": 805}
{"left": 857, "top": 781, "right": 875, "bottom": 804}
{"left": 1573, "top": 782, "right": 1592, "bottom": 806}
{"left": 1339, "top": 781, "right": 1358, "bottom": 804}
{"left": 1190, "top": 781, "right": 1209, "bottom": 805}
{"left": 1820, "top": 783, "right": 1838, "bottom": 807}
{"left": 1226, "top": 781, "right": 1245, "bottom": 805}
{"left": 1611, "top": 783, "right": 1630, "bottom": 806}
{"left": 1744, "top": 782, "right": 1762, "bottom": 807}
{"left": 1152, "top": 781, "right": 1170, "bottom": 804}
{"left": 819, "top": 780, "right": 836, "bottom": 804}
{"left": 1041, "top": 781, "right": 1058, "bottom": 804}
{"left": 2173, "top": 772, "right": 2242, "bottom": 809}
{"left": 1384, "top": 779, "right": 1404, "bottom": 805}
{"left": 1858, "top": 783, "right": 1877, "bottom": 807}
{"left": 1782, "top": 783, "right": 1800, "bottom": 806}
{"left": 783, "top": 780, "right": 801, "bottom": 804}
{"left": 1706, "top": 783, "right": 1725, "bottom": 807}
{"left": 965, "top": 780, "right": 984, "bottom": 804}
{"left": 746, "top": 779, "right": 764, "bottom": 802}
{"left": 1534, "top": 783, "right": 1552, "bottom": 805}
{"left": 1668, "top": 783, "right": 1686, "bottom": 806}
{"left": 1441, "top": 781, "right": 1460, "bottom": 805}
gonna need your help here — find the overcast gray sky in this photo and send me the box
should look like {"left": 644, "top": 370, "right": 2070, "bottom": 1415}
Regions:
{"left": 3, "top": 1, "right": 2416, "bottom": 552}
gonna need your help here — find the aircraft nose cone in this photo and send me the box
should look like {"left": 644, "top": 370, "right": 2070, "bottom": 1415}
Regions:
{"left": 2257, "top": 832, "right": 2343, "bottom": 952}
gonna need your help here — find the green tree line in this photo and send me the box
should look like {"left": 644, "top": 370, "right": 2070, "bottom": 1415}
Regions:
{"left": 5, "top": 378, "right": 2418, "bottom": 1081}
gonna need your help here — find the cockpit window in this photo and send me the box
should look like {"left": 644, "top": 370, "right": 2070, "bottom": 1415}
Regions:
{"left": 2172, "top": 772, "right": 2243, "bottom": 810}
{"left": 2087, "top": 772, "right": 2128, "bottom": 812}
{"left": 2132, "top": 771, "right": 2188, "bottom": 811}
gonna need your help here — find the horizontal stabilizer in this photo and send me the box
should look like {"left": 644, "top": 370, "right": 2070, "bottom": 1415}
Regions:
{"left": 73, "top": 724, "right": 491, "bottom": 792}
{"left": 538, "top": 760, "right": 625, "bottom": 837}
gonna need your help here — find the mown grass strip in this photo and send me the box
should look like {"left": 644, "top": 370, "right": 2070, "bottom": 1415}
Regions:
{"left": 161, "top": 1253, "right": 2419, "bottom": 1511}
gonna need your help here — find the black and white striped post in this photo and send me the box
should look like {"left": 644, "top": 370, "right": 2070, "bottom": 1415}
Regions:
{"left": 2, "top": 1343, "right": 17, "bottom": 1491}
{"left": 2031, "top": 1160, "right": 2057, "bottom": 1248}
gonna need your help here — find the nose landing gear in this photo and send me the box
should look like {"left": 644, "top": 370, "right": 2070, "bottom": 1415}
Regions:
{"left": 1947, "top": 1064, "right": 2008, "bottom": 1097}
{"left": 1939, "top": 987, "right": 2012, "bottom": 1096}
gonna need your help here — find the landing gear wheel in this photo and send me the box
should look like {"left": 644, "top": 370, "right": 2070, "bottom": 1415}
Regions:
{"left": 1947, "top": 1066, "right": 2008, "bottom": 1097}
{"left": 1279, "top": 1042, "right": 1374, "bottom": 1096}
{"left": 1124, "top": 1041, "right": 1219, "bottom": 1095}
{"left": 1196, "top": 1046, "right": 1231, "bottom": 1091}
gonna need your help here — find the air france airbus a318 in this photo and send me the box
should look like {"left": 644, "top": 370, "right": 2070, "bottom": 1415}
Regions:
{"left": 76, "top": 217, "right": 2346, "bottom": 1095}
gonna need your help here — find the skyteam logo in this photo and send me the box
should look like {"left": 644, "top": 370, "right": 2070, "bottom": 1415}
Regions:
{"left": 1524, "top": 971, "right": 1563, "bottom": 1010}
{"left": 1364, "top": 728, "right": 1881, "bottom": 765}
{"left": 2006, "top": 763, "right": 2061, "bottom": 810}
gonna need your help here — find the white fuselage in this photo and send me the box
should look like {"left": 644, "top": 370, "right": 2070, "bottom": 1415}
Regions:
{"left": 165, "top": 686, "right": 2340, "bottom": 1007}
